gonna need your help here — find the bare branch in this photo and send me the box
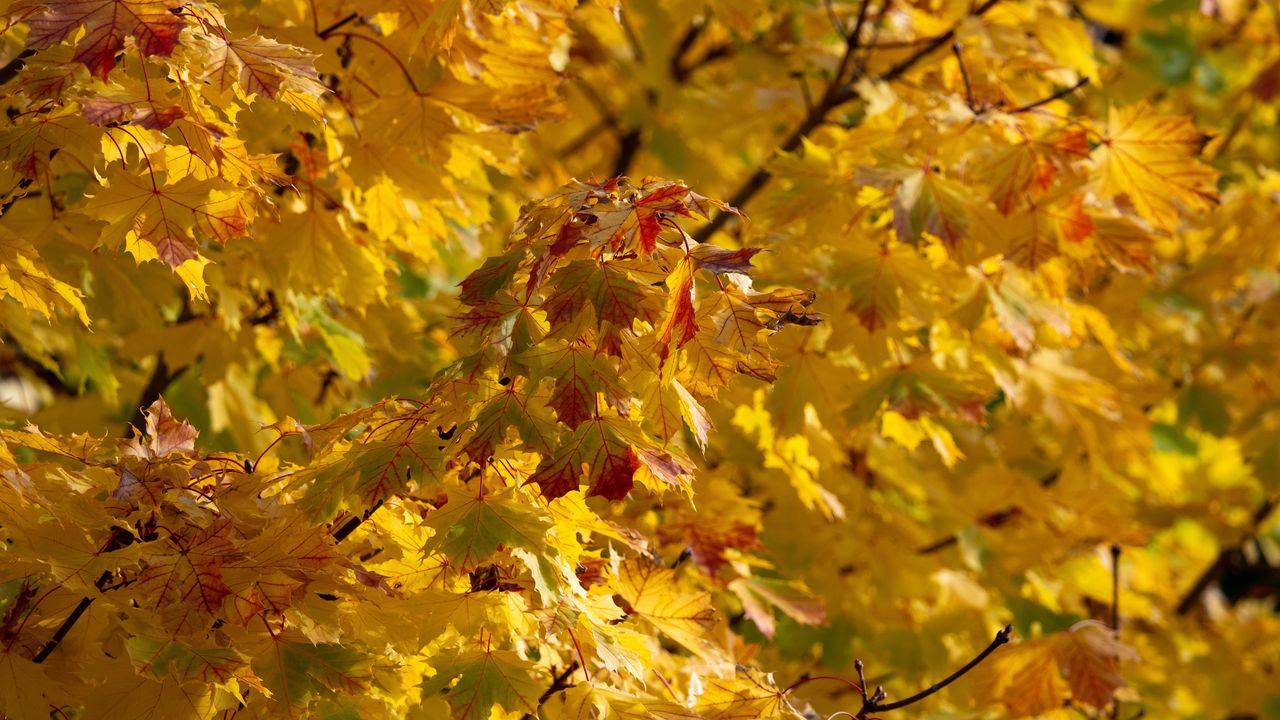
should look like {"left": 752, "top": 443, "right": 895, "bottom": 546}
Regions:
{"left": 1011, "top": 76, "right": 1091, "bottom": 114}
{"left": 869, "top": 625, "right": 1013, "bottom": 714}
{"left": 31, "top": 597, "right": 94, "bottom": 664}
{"left": 695, "top": 0, "right": 1002, "bottom": 241}
{"left": 951, "top": 41, "right": 976, "bottom": 111}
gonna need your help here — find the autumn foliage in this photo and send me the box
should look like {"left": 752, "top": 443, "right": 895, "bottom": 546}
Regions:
{"left": 1, "top": 0, "right": 1279, "bottom": 719}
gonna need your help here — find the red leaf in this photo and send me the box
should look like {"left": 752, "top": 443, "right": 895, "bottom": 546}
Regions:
{"left": 689, "top": 245, "right": 764, "bottom": 275}
{"left": 25, "top": 0, "right": 185, "bottom": 80}
{"left": 658, "top": 258, "right": 697, "bottom": 348}
{"left": 586, "top": 445, "right": 640, "bottom": 501}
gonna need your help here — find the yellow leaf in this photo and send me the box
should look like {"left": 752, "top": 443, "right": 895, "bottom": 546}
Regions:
{"left": 0, "top": 251, "right": 90, "bottom": 325}
{"left": 615, "top": 559, "right": 724, "bottom": 662}
{"left": 1094, "top": 103, "right": 1219, "bottom": 231}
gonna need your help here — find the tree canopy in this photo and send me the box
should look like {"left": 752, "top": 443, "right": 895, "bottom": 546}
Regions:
{"left": 0, "top": 0, "right": 1278, "bottom": 718}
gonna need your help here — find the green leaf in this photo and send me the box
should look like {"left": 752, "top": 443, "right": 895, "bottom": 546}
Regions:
{"left": 422, "top": 486, "right": 551, "bottom": 569}
{"left": 421, "top": 648, "right": 542, "bottom": 720}
{"left": 252, "top": 638, "right": 372, "bottom": 712}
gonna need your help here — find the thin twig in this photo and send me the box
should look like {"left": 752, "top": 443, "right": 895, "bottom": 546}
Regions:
{"left": 31, "top": 597, "right": 93, "bottom": 664}
{"left": 670, "top": 21, "right": 705, "bottom": 80}
{"left": 331, "top": 499, "right": 385, "bottom": 543}
{"left": 826, "top": 0, "right": 852, "bottom": 39}
{"left": 848, "top": 0, "right": 874, "bottom": 56}
{"left": 795, "top": 72, "right": 815, "bottom": 111}
{"left": 1011, "top": 76, "right": 1091, "bottom": 114}
{"left": 612, "top": 128, "right": 643, "bottom": 178}
{"left": 951, "top": 42, "right": 976, "bottom": 111}
{"left": 694, "top": 0, "right": 1001, "bottom": 242}
{"left": 869, "top": 625, "right": 1013, "bottom": 714}
{"left": 1110, "top": 543, "right": 1121, "bottom": 720}
{"left": 520, "top": 662, "right": 579, "bottom": 719}
{"left": 1110, "top": 544, "right": 1121, "bottom": 637}
{"left": 0, "top": 48, "right": 36, "bottom": 87}
{"left": 316, "top": 11, "right": 358, "bottom": 38}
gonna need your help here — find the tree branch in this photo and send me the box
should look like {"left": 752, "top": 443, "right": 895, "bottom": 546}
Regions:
{"left": 1176, "top": 495, "right": 1277, "bottom": 614}
{"left": 0, "top": 49, "right": 36, "bottom": 87}
{"left": 694, "top": 0, "right": 1001, "bottom": 242}
{"left": 331, "top": 499, "right": 385, "bottom": 543}
{"left": 316, "top": 11, "right": 358, "bottom": 39}
{"left": 865, "top": 625, "right": 1013, "bottom": 714}
{"left": 1, "top": 344, "right": 76, "bottom": 397}
{"left": 123, "top": 353, "right": 187, "bottom": 437}
{"left": 1011, "top": 76, "right": 1091, "bottom": 114}
{"left": 31, "top": 597, "right": 93, "bottom": 664}
{"left": 520, "top": 662, "right": 579, "bottom": 719}
{"left": 612, "top": 128, "right": 644, "bottom": 178}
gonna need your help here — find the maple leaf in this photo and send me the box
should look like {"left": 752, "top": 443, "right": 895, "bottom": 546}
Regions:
{"left": 421, "top": 486, "right": 551, "bottom": 569}
{"left": 126, "top": 637, "right": 265, "bottom": 693}
{"left": 526, "top": 418, "right": 644, "bottom": 500}
{"left": 187, "top": 33, "right": 325, "bottom": 109}
{"left": 975, "top": 621, "right": 1139, "bottom": 717}
{"left": 831, "top": 240, "right": 931, "bottom": 331}
{"left": 576, "top": 179, "right": 730, "bottom": 254}
{"left": 552, "top": 684, "right": 700, "bottom": 719}
{"left": 289, "top": 413, "right": 448, "bottom": 519}
{"left": 458, "top": 248, "right": 525, "bottom": 306}
{"left": 689, "top": 244, "right": 765, "bottom": 275}
{"left": 615, "top": 559, "right": 722, "bottom": 660}
{"left": 658, "top": 256, "right": 698, "bottom": 349}
{"left": 694, "top": 669, "right": 803, "bottom": 719}
{"left": 1094, "top": 102, "right": 1219, "bottom": 231}
{"left": 522, "top": 339, "right": 627, "bottom": 430}
{"left": 861, "top": 161, "right": 972, "bottom": 247}
{"left": 22, "top": 0, "right": 185, "bottom": 79}
{"left": 252, "top": 634, "right": 372, "bottom": 716}
{"left": 728, "top": 576, "right": 826, "bottom": 640}
{"left": 81, "top": 96, "right": 185, "bottom": 129}
{"left": 134, "top": 520, "right": 243, "bottom": 634}
{"left": 86, "top": 169, "right": 249, "bottom": 267}
{"left": 847, "top": 358, "right": 990, "bottom": 425}
{"left": 0, "top": 247, "right": 91, "bottom": 325}
{"left": 422, "top": 647, "right": 543, "bottom": 720}
{"left": 1054, "top": 620, "right": 1140, "bottom": 710}
{"left": 0, "top": 105, "right": 98, "bottom": 179}
{"left": 225, "top": 513, "right": 340, "bottom": 617}
{"left": 543, "top": 259, "right": 662, "bottom": 341}
{"left": 460, "top": 381, "right": 556, "bottom": 462}
{"left": 125, "top": 396, "right": 197, "bottom": 458}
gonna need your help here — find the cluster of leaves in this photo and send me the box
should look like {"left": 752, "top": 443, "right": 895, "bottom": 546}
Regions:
{"left": 2, "top": 0, "right": 1280, "bottom": 718}
{"left": 534, "top": 0, "right": 1280, "bottom": 717}
{"left": 0, "top": 0, "right": 573, "bottom": 439}
{"left": 0, "top": 177, "right": 837, "bottom": 718}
